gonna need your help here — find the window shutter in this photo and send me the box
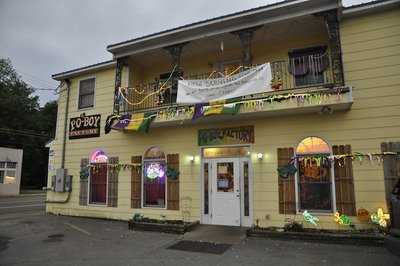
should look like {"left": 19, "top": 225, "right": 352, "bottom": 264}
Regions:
{"left": 333, "top": 145, "right": 356, "bottom": 216}
{"left": 167, "top": 154, "right": 180, "bottom": 210}
{"left": 381, "top": 142, "right": 400, "bottom": 211}
{"left": 107, "top": 157, "right": 119, "bottom": 207}
{"left": 277, "top": 148, "right": 296, "bottom": 214}
{"left": 79, "top": 158, "right": 89, "bottom": 206}
{"left": 131, "top": 156, "right": 142, "bottom": 208}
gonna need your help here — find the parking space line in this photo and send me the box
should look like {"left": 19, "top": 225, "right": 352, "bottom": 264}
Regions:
{"left": 64, "top": 222, "right": 91, "bottom": 236}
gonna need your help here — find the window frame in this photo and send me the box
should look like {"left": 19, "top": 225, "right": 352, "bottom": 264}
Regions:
{"left": 288, "top": 45, "right": 328, "bottom": 88}
{"left": 294, "top": 137, "right": 336, "bottom": 214}
{"left": 141, "top": 147, "right": 167, "bottom": 209}
{"left": 77, "top": 76, "right": 96, "bottom": 110}
{"left": 87, "top": 162, "right": 108, "bottom": 206}
{"left": 0, "top": 161, "right": 18, "bottom": 184}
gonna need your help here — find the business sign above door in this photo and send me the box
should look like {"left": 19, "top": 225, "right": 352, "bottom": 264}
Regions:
{"left": 69, "top": 114, "right": 101, "bottom": 139}
{"left": 198, "top": 126, "right": 254, "bottom": 146}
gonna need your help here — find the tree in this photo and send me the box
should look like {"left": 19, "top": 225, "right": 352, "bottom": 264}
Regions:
{"left": 0, "top": 58, "right": 57, "bottom": 188}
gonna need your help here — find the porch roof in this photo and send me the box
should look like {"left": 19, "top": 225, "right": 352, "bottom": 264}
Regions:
{"left": 106, "top": 0, "right": 339, "bottom": 58}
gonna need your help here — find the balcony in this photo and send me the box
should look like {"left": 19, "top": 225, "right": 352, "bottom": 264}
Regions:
{"left": 118, "top": 52, "right": 335, "bottom": 114}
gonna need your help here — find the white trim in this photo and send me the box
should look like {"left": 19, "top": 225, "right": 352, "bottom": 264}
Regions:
{"left": 77, "top": 76, "right": 96, "bottom": 111}
{"left": 343, "top": 0, "right": 400, "bottom": 17}
{"left": 52, "top": 61, "right": 116, "bottom": 81}
{"left": 87, "top": 162, "right": 108, "bottom": 206}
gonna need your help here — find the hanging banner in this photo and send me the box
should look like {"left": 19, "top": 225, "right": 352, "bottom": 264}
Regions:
{"left": 198, "top": 126, "right": 254, "bottom": 146}
{"left": 69, "top": 114, "right": 101, "bottom": 139}
{"left": 177, "top": 63, "right": 272, "bottom": 104}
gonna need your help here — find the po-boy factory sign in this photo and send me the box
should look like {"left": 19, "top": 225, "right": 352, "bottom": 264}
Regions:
{"left": 69, "top": 114, "right": 101, "bottom": 139}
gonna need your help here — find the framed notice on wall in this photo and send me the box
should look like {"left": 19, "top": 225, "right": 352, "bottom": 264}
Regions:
{"left": 198, "top": 125, "right": 254, "bottom": 146}
{"left": 69, "top": 113, "right": 101, "bottom": 139}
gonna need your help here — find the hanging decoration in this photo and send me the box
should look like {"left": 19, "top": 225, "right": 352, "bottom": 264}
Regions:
{"left": 302, "top": 210, "right": 319, "bottom": 226}
{"left": 357, "top": 208, "right": 370, "bottom": 222}
{"left": 370, "top": 208, "right": 390, "bottom": 228}
{"left": 277, "top": 163, "right": 297, "bottom": 179}
{"left": 110, "top": 112, "right": 156, "bottom": 133}
{"left": 166, "top": 166, "right": 180, "bottom": 180}
{"left": 145, "top": 162, "right": 165, "bottom": 180}
{"left": 334, "top": 212, "right": 352, "bottom": 226}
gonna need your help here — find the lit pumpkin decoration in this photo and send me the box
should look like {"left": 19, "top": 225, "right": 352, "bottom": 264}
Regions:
{"left": 357, "top": 208, "right": 370, "bottom": 222}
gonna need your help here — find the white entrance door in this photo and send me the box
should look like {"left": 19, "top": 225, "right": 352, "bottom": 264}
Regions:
{"left": 211, "top": 158, "right": 241, "bottom": 226}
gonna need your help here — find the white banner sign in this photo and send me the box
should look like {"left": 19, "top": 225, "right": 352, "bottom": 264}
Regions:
{"left": 177, "top": 63, "right": 272, "bottom": 103}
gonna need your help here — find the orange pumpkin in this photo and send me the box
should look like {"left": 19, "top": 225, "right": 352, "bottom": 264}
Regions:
{"left": 357, "top": 208, "right": 370, "bottom": 222}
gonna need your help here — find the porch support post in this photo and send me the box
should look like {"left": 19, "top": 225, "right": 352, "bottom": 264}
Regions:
{"left": 322, "top": 10, "right": 345, "bottom": 87}
{"left": 163, "top": 42, "right": 189, "bottom": 102}
{"left": 113, "top": 57, "right": 127, "bottom": 114}
{"left": 232, "top": 27, "right": 259, "bottom": 66}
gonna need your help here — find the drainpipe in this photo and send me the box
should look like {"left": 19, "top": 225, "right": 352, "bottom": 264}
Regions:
{"left": 61, "top": 79, "right": 71, "bottom": 169}
{"left": 45, "top": 79, "right": 71, "bottom": 204}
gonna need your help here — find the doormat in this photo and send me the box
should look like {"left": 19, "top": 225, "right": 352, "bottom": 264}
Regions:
{"left": 167, "top": 240, "right": 231, "bottom": 254}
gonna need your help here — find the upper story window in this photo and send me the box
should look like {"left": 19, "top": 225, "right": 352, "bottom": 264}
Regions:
{"left": 0, "top": 161, "right": 17, "bottom": 184}
{"left": 78, "top": 78, "right": 95, "bottom": 109}
{"left": 289, "top": 46, "right": 329, "bottom": 87}
{"left": 296, "top": 137, "right": 334, "bottom": 213}
{"left": 142, "top": 146, "right": 166, "bottom": 208}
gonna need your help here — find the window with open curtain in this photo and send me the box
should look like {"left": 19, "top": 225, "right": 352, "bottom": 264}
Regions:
{"left": 296, "top": 137, "right": 334, "bottom": 212}
{"left": 143, "top": 147, "right": 166, "bottom": 208}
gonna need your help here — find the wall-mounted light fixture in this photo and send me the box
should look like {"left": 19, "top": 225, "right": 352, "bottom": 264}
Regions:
{"left": 188, "top": 155, "right": 195, "bottom": 163}
{"left": 257, "top": 153, "right": 263, "bottom": 160}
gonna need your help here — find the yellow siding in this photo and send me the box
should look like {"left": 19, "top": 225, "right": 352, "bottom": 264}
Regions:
{"left": 47, "top": 8, "right": 400, "bottom": 229}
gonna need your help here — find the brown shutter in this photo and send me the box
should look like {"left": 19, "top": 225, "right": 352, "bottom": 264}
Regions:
{"left": 333, "top": 145, "right": 356, "bottom": 216}
{"left": 381, "top": 142, "right": 400, "bottom": 211}
{"left": 107, "top": 157, "right": 119, "bottom": 207}
{"left": 131, "top": 156, "right": 142, "bottom": 208}
{"left": 79, "top": 158, "right": 89, "bottom": 206}
{"left": 167, "top": 154, "right": 180, "bottom": 210}
{"left": 277, "top": 148, "right": 296, "bottom": 214}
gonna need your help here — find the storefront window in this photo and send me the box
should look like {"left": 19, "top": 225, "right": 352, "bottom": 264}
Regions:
{"left": 216, "top": 162, "right": 234, "bottom": 192}
{"left": 296, "top": 137, "right": 333, "bottom": 212}
{"left": 0, "top": 161, "right": 17, "bottom": 184}
{"left": 143, "top": 147, "right": 166, "bottom": 208}
{"left": 89, "top": 150, "right": 108, "bottom": 205}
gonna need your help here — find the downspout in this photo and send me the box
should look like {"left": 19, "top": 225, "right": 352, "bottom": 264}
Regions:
{"left": 45, "top": 79, "right": 72, "bottom": 204}
{"left": 61, "top": 79, "right": 71, "bottom": 169}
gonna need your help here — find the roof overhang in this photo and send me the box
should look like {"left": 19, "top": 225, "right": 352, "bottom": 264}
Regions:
{"left": 107, "top": 0, "right": 339, "bottom": 58}
{"left": 52, "top": 60, "right": 116, "bottom": 81}
{"left": 342, "top": 0, "right": 400, "bottom": 18}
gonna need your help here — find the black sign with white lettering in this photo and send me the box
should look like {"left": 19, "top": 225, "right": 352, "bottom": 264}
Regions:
{"left": 69, "top": 114, "right": 101, "bottom": 139}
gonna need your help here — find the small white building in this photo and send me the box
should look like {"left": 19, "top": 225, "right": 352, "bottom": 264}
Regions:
{"left": 0, "top": 147, "right": 23, "bottom": 196}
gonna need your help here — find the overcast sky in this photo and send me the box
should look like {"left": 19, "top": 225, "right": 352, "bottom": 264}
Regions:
{"left": 0, "top": 0, "right": 372, "bottom": 105}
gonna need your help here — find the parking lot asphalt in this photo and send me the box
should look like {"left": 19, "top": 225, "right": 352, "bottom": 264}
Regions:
{"left": 1, "top": 194, "right": 399, "bottom": 266}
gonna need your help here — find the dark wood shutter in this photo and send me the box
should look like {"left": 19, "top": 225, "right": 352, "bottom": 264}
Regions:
{"left": 107, "top": 157, "right": 119, "bottom": 207}
{"left": 277, "top": 148, "right": 296, "bottom": 214}
{"left": 332, "top": 145, "right": 356, "bottom": 216}
{"left": 79, "top": 158, "right": 89, "bottom": 206}
{"left": 167, "top": 154, "right": 180, "bottom": 210}
{"left": 381, "top": 142, "right": 400, "bottom": 211}
{"left": 131, "top": 156, "right": 142, "bottom": 208}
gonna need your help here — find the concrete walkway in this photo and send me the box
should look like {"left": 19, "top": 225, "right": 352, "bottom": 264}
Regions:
{"left": 182, "top": 225, "right": 247, "bottom": 244}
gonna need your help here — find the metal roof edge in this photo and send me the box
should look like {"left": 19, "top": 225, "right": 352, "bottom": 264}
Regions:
{"left": 52, "top": 60, "right": 116, "bottom": 81}
{"left": 343, "top": 0, "right": 400, "bottom": 17}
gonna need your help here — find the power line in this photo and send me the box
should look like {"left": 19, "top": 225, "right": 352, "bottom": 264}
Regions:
{"left": 0, "top": 128, "right": 51, "bottom": 138}
{"left": 16, "top": 69, "right": 55, "bottom": 88}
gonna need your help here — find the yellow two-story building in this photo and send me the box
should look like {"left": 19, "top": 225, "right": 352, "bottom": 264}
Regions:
{"left": 47, "top": 0, "right": 400, "bottom": 230}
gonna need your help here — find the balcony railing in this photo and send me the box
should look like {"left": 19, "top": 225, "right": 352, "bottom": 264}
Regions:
{"left": 118, "top": 53, "right": 333, "bottom": 114}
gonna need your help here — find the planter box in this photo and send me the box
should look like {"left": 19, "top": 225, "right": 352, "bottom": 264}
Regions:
{"left": 247, "top": 228, "right": 385, "bottom": 246}
{"left": 128, "top": 220, "right": 199, "bottom": 234}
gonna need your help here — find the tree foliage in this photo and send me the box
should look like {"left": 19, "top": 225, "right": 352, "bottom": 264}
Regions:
{"left": 0, "top": 58, "right": 58, "bottom": 188}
